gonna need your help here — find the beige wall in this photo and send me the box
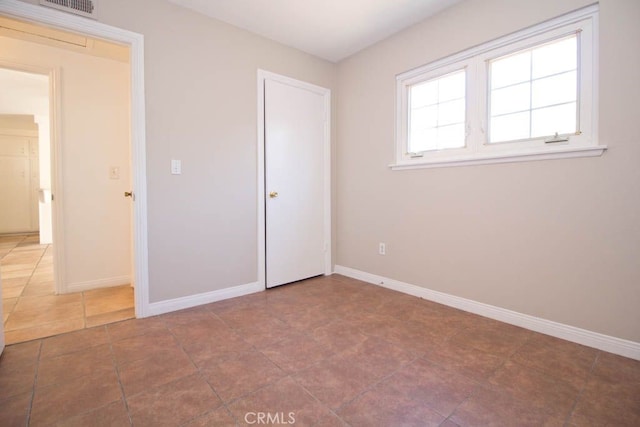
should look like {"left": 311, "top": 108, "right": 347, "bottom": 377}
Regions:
{"left": 337, "top": 0, "right": 640, "bottom": 342}
{"left": 0, "top": 35, "right": 131, "bottom": 289}
{"left": 15, "top": 0, "right": 338, "bottom": 302}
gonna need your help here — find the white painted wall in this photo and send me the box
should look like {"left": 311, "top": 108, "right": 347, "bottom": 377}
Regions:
{"left": 0, "top": 35, "right": 131, "bottom": 290}
{"left": 0, "top": 68, "right": 52, "bottom": 243}
{"left": 336, "top": 0, "right": 640, "bottom": 343}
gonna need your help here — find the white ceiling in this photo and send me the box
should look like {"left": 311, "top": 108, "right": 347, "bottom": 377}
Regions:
{"left": 166, "top": 0, "right": 462, "bottom": 62}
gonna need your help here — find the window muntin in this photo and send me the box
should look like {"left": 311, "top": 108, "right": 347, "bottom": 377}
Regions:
{"left": 488, "top": 35, "right": 578, "bottom": 143}
{"left": 408, "top": 70, "right": 466, "bottom": 152}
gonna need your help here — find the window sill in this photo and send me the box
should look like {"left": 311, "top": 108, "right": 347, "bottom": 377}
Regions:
{"left": 389, "top": 145, "right": 607, "bottom": 170}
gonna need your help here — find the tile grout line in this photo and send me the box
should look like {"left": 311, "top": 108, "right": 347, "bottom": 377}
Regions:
{"left": 562, "top": 350, "right": 601, "bottom": 427}
{"left": 294, "top": 372, "right": 354, "bottom": 426}
{"left": 6, "top": 264, "right": 132, "bottom": 344}
{"left": 291, "top": 374, "right": 352, "bottom": 427}
{"left": 293, "top": 345, "right": 421, "bottom": 419}
{"left": 162, "top": 317, "right": 235, "bottom": 426}
{"left": 203, "top": 309, "right": 269, "bottom": 426}
{"left": 438, "top": 326, "right": 537, "bottom": 424}
{"left": 25, "top": 339, "right": 44, "bottom": 426}
{"left": 32, "top": 243, "right": 50, "bottom": 271}
{"left": 212, "top": 291, "right": 385, "bottom": 423}
{"left": 107, "top": 325, "right": 135, "bottom": 426}
{"left": 3, "top": 237, "right": 47, "bottom": 338}
{"left": 40, "top": 326, "right": 127, "bottom": 425}
{"left": 169, "top": 306, "right": 342, "bottom": 425}
{"left": 294, "top": 296, "right": 467, "bottom": 421}
{"left": 7, "top": 276, "right": 636, "bottom": 425}
{"left": 6, "top": 235, "right": 37, "bottom": 303}
{"left": 216, "top": 285, "right": 472, "bottom": 424}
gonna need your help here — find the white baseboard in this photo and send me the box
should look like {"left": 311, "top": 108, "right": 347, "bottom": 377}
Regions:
{"left": 334, "top": 265, "right": 640, "bottom": 361}
{"left": 64, "top": 276, "right": 131, "bottom": 293}
{"left": 147, "top": 281, "right": 263, "bottom": 317}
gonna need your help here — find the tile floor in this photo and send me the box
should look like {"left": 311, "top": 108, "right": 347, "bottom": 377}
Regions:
{"left": 1, "top": 234, "right": 134, "bottom": 344}
{"left": 1, "top": 274, "right": 639, "bottom": 426}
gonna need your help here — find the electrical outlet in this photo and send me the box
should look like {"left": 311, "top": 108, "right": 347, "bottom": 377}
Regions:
{"left": 379, "top": 243, "right": 386, "bottom": 255}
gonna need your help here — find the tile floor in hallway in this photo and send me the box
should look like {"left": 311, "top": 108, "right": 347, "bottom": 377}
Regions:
{"left": 1, "top": 274, "right": 639, "bottom": 426}
{"left": 1, "top": 234, "right": 134, "bottom": 344}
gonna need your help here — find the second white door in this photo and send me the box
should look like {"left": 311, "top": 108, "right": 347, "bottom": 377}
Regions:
{"left": 264, "top": 78, "right": 327, "bottom": 288}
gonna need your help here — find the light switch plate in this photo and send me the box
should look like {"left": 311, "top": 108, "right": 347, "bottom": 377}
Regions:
{"left": 109, "top": 166, "right": 120, "bottom": 180}
{"left": 171, "top": 159, "right": 181, "bottom": 175}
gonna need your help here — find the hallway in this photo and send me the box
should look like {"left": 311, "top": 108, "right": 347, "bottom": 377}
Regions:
{"left": 1, "top": 234, "right": 134, "bottom": 344}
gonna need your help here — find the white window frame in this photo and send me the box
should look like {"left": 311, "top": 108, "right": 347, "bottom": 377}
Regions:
{"left": 401, "top": 60, "right": 473, "bottom": 161}
{"left": 392, "top": 4, "right": 603, "bottom": 170}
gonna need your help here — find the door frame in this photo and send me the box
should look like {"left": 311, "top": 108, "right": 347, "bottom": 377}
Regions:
{"left": 0, "top": 0, "right": 151, "bottom": 317}
{"left": 0, "top": 61, "right": 59, "bottom": 275}
{"left": 257, "top": 69, "right": 332, "bottom": 289}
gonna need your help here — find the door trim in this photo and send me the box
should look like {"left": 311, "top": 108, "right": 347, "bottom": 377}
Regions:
{"left": 257, "top": 69, "right": 332, "bottom": 289}
{"left": 0, "top": 0, "right": 151, "bottom": 317}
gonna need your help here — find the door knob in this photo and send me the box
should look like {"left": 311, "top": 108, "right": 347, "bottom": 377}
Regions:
{"left": 269, "top": 191, "right": 279, "bottom": 198}
{"left": 124, "top": 191, "right": 133, "bottom": 198}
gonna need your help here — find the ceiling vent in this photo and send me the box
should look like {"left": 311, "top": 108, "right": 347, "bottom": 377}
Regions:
{"left": 39, "top": 0, "right": 98, "bottom": 20}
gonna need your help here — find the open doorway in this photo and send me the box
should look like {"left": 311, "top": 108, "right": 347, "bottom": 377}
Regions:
{"left": 0, "top": 17, "right": 136, "bottom": 344}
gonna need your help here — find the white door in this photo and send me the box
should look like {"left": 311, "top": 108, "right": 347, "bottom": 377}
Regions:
{"left": 264, "top": 79, "right": 327, "bottom": 288}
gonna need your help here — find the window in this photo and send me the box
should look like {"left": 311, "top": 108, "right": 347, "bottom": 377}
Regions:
{"left": 409, "top": 70, "right": 466, "bottom": 152}
{"left": 394, "top": 5, "right": 603, "bottom": 170}
{"left": 489, "top": 35, "right": 578, "bottom": 143}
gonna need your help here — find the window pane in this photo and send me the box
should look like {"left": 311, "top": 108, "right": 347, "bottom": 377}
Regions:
{"left": 532, "top": 36, "right": 577, "bottom": 79}
{"left": 437, "top": 124, "right": 465, "bottom": 149}
{"left": 409, "top": 128, "right": 438, "bottom": 152}
{"left": 491, "top": 82, "right": 530, "bottom": 116}
{"left": 488, "top": 34, "right": 580, "bottom": 144}
{"left": 439, "top": 71, "right": 465, "bottom": 102}
{"left": 531, "top": 102, "right": 576, "bottom": 138}
{"left": 411, "top": 80, "right": 438, "bottom": 108}
{"left": 491, "top": 111, "right": 530, "bottom": 143}
{"left": 532, "top": 71, "right": 576, "bottom": 108}
{"left": 408, "top": 69, "right": 466, "bottom": 153}
{"left": 439, "top": 99, "right": 465, "bottom": 126}
{"left": 411, "top": 105, "right": 438, "bottom": 130}
{"left": 491, "top": 51, "right": 531, "bottom": 89}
